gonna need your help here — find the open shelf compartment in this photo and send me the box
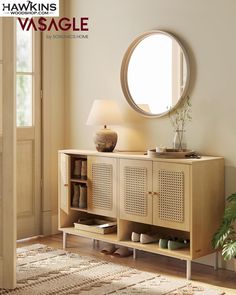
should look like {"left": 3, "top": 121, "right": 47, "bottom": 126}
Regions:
{"left": 60, "top": 210, "right": 118, "bottom": 243}
{"left": 118, "top": 219, "right": 191, "bottom": 260}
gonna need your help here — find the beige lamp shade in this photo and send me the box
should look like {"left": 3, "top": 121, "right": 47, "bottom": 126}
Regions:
{"left": 86, "top": 99, "right": 123, "bottom": 152}
{"left": 86, "top": 99, "right": 123, "bottom": 126}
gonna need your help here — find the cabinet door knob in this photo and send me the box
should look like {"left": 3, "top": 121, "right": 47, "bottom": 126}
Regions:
{"left": 64, "top": 184, "right": 69, "bottom": 187}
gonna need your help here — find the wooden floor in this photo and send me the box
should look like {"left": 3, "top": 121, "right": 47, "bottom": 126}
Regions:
{"left": 18, "top": 233, "right": 236, "bottom": 294}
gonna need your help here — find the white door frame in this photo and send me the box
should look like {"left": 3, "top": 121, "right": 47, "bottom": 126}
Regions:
{"left": 0, "top": 18, "right": 17, "bottom": 289}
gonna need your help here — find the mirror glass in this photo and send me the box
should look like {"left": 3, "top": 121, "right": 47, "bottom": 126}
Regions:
{"left": 121, "top": 30, "right": 190, "bottom": 117}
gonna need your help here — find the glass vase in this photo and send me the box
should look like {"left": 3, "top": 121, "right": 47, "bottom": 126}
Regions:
{"left": 173, "top": 130, "right": 187, "bottom": 151}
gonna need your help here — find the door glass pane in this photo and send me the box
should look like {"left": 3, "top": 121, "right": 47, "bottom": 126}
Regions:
{"left": 16, "top": 21, "right": 32, "bottom": 72}
{"left": 16, "top": 19, "right": 33, "bottom": 128}
{"left": 16, "top": 75, "right": 32, "bottom": 127}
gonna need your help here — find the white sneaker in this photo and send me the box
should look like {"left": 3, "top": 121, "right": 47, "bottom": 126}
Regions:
{"left": 131, "top": 232, "right": 140, "bottom": 242}
{"left": 140, "top": 233, "right": 159, "bottom": 244}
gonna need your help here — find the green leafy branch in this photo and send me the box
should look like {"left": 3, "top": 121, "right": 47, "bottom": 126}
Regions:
{"left": 212, "top": 193, "right": 236, "bottom": 260}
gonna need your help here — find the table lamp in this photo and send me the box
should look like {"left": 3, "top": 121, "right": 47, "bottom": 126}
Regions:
{"left": 86, "top": 99, "right": 123, "bottom": 152}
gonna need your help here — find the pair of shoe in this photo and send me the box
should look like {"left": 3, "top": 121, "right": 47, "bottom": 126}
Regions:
{"left": 100, "top": 243, "right": 132, "bottom": 257}
{"left": 159, "top": 238, "right": 190, "bottom": 250}
{"left": 131, "top": 232, "right": 159, "bottom": 244}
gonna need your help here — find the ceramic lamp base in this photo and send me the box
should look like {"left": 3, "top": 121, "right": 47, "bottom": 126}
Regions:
{"left": 94, "top": 127, "right": 117, "bottom": 152}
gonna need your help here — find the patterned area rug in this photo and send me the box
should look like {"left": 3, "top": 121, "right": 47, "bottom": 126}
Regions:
{"left": 0, "top": 244, "right": 224, "bottom": 295}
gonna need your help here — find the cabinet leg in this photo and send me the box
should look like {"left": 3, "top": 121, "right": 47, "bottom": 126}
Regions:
{"left": 133, "top": 248, "right": 137, "bottom": 259}
{"left": 92, "top": 239, "right": 96, "bottom": 249}
{"left": 92, "top": 239, "right": 100, "bottom": 249}
{"left": 186, "top": 260, "right": 191, "bottom": 280}
{"left": 214, "top": 251, "right": 218, "bottom": 271}
{"left": 63, "top": 232, "right": 67, "bottom": 249}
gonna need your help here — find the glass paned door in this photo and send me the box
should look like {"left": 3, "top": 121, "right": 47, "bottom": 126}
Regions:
{"left": 16, "top": 19, "right": 41, "bottom": 239}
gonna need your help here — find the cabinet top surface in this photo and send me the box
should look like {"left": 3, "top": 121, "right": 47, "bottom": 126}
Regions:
{"left": 59, "top": 149, "right": 224, "bottom": 164}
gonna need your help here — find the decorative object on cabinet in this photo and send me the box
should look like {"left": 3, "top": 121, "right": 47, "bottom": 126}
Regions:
{"left": 121, "top": 30, "right": 190, "bottom": 117}
{"left": 169, "top": 95, "right": 192, "bottom": 151}
{"left": 156, "top": 145, "right": 167, "bottom": 153}
{"left": 148, "top": 148, "right": 195, "bottom": 159}
{"left": 58, "top": 150, "right": 224, "bottom": 279}
{"left": 212, "top": 192, "right": 236, "bottom": 260}
{"left": 173, "top": 129, "right": 187, "bottom": 150}
{"left": 86, "top": 99, "right": 123, "bottom": 152}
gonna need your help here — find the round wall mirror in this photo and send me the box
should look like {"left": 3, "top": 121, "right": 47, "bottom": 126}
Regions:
{"left": 121, "top": 30, "right": 190, "bottom": 117}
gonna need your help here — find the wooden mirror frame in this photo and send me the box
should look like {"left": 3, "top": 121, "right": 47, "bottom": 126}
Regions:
{"left": 120, "top": 30, "right": 190, "bottom": 118}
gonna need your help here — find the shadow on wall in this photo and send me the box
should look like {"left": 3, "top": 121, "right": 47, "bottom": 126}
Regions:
{"left": 115, "top": 105, "right": 159, "bottom": 152}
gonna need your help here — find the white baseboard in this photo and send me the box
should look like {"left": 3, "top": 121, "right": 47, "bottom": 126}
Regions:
{"left": 17, "top": 235, "right": 44, "bottom": 243}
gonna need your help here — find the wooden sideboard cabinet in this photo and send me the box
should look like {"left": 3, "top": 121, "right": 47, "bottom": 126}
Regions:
{"left": 58, "top": 150, "right": 224, "bottom": 279}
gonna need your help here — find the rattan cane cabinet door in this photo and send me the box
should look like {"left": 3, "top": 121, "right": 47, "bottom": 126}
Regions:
{"left": 120, "top": 159, "right": 153, "bottom": 224}
{"left": 153, "top": 162, "right": 190, "bottom": 231}
{"left": 88, "top": 156, "right": 117, "bottom": 218}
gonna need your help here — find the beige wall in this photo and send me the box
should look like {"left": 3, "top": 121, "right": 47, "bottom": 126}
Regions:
{"left": 42, "top": 0, "right": 65, "bottom": 235}
{"left": 64, "top": 0, "right": 236, "bottom": 270}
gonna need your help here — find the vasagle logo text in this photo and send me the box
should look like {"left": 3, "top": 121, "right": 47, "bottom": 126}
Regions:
{"left": 0, "top": 0, "right": 59, "bottom": 17}
{"left": 18, "top": 17, "right": 89, "bottom": 32}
